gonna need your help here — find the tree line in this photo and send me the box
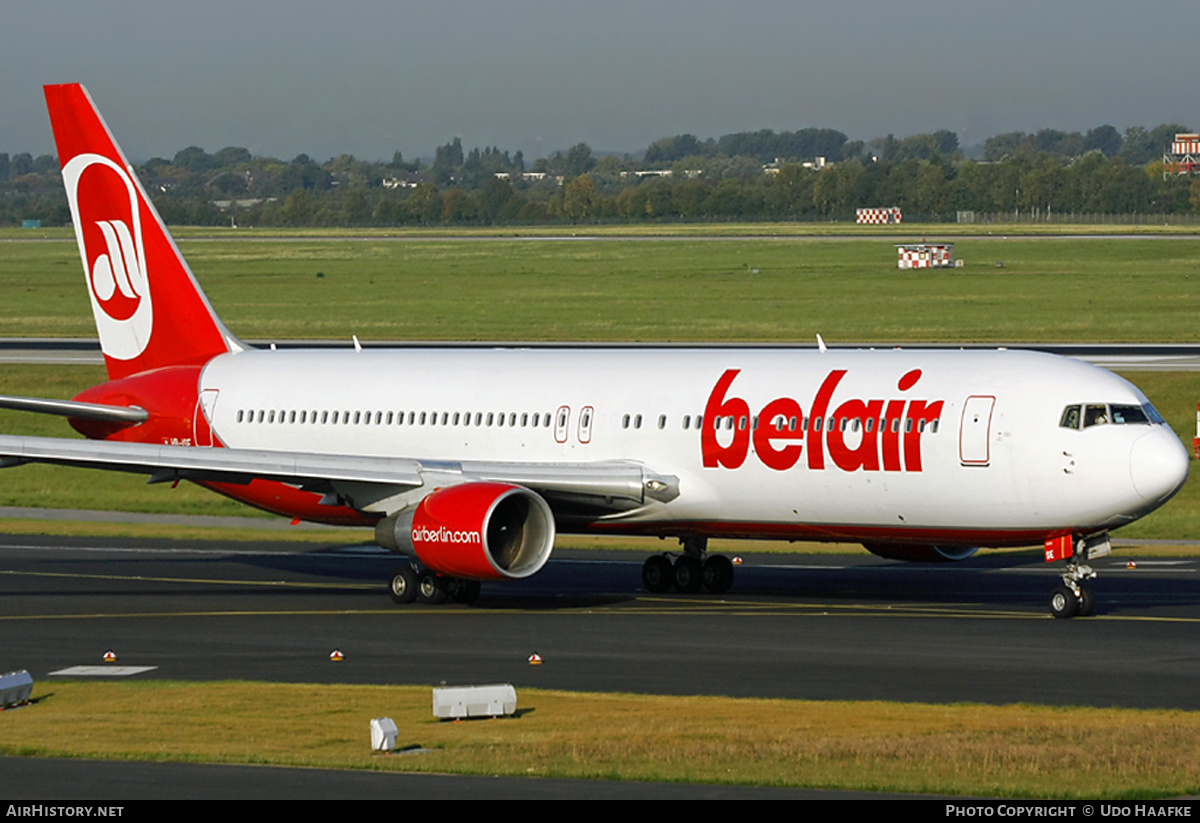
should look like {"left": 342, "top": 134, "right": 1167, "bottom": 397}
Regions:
{"left": 1, "top": 120, "right": 1197, "bottom": 228}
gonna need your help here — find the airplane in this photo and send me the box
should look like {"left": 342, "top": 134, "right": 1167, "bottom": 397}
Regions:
{"left": 0, "top": 83, "right": 1190, "bottom": 618}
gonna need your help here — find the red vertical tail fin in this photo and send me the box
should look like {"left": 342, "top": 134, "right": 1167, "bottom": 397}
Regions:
{"left": 44, "top": 83, "right": 241, "bottom": 381}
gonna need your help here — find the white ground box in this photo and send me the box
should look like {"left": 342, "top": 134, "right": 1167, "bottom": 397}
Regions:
{"left": 1, "top": 670, "right": 34, "bottom": 706}
{"left": 370, "top": 717, "right": 398, "bottom": 751}
{"left": 432, "top": 684, "right": 517, "bottom": 719}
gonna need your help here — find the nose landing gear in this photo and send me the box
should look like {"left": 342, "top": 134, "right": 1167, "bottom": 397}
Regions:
{"left": 1048, "top": 534, "right": 1107, "bottom": 618}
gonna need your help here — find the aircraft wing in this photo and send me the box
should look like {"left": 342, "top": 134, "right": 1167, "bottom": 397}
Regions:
{"left": 0, "top": 434, "right": 674, "bottom": 515}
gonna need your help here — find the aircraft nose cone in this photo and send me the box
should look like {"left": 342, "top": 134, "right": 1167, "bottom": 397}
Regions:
{"left": 1130, "top": 428, "right": 1189, "bottom": 502}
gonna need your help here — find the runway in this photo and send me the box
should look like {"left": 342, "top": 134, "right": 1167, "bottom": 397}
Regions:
{"left": 3, "top": 534, "right": 1197, "bottom": 708}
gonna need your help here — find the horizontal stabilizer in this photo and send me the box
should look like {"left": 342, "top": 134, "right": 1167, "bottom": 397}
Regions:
{"left": 0, "top": 394, "right": 149, "bottom": 424}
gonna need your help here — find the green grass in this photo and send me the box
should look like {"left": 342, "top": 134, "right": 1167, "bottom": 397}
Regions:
{"left": 3, "top": 680, "right": 1198, "bottom": 797}
{"left": 3, "top": 235, "right": 1200, "bottom": 342}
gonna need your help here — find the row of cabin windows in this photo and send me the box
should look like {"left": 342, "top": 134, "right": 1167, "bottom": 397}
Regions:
{"left": 236, "top": 408, "right": 554, "bottom": 428}
{"left": 235, "top": 407, "right": 941, "bottom": 435}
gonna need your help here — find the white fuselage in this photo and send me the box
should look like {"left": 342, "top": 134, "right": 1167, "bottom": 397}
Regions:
{"left": 198, "top": 346, "right": 1189, "bottom": 546}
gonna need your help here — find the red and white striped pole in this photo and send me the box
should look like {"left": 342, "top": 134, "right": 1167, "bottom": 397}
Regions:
{"left": 1193, "top": 403, "right": 1199, "bottom": 459}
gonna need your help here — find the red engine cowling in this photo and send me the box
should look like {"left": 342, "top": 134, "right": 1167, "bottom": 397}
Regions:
{"left": 380, "top": 482, "right": 555, "bottom": 580}
{"left": 862, "top": 543, "right": 979, "bottom": 562}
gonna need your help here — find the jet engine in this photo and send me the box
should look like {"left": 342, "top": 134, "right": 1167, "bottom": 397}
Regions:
{"left": 376, "top": 482, "right": 555, "bottom": 580}
{"left": 862, "top": 543, "right": 979, "bottom": 562}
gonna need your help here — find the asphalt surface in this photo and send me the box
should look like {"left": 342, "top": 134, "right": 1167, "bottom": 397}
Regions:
{"left": 2, "top": 535, "right": 1197, "bottom": 706}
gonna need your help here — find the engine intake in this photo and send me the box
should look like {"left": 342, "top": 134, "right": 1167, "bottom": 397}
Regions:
{"left": 862, "top": 543, "right": 979, "bottom": 562}
{"left": 376, "top": 482, "right": 555, "bottom": 580}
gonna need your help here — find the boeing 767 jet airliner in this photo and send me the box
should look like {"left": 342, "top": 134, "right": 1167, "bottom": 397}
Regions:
{"left": 0, "top": 84, "right": 1189, "bottom": 617}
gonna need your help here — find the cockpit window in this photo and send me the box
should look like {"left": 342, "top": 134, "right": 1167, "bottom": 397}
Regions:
{"left": 1061, "top": 403, "right": 1162, "bottom": 430}
{"left": 1110, "top": 405, "right": 1150, "bottom": 425}
{"left": 1084, "top": 405, "right": 1108, "bottom": 427}
{"left": 1142, "top": 403, "right": 1166, "bottom": 425}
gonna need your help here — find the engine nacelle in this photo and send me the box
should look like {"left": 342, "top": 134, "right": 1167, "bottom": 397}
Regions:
{"left": 375, "top": 482, "right": 555, "bottom": 580}
{"left": 862, "top": 543, "right": 979, "bottom": 562}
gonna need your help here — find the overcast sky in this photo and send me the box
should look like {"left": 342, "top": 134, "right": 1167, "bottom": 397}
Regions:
{"left": 2, "top": 0, "right": 1195, "bottom": 163}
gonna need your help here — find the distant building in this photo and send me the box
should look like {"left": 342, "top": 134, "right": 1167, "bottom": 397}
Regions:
{"left": 383, "top": 172, "right": 431, "bottom": 189}
{"left": 493, "top": 171, "right": 562, "bottom": 185}
{"left": 763, "top": 157, "right": 825, "bottom": 175}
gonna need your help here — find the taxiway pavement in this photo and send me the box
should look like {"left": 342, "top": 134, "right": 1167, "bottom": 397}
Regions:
{"left": 2, "top": 534, "right": 1196, "bottom": 708}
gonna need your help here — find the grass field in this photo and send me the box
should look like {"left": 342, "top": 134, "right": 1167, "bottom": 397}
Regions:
{"left": 4, "top": 681, "right": 1199, "bottom": 798}
{"left": 2, "top": 234, "right": 1200, "bottom": 342}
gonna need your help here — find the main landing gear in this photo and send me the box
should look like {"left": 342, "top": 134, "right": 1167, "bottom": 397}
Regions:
{"left": 1048, "top": 534, "right": 1109, "bottom": 619}
{"left": 388, "top": 564, "right": 481, "bottom": 606}
{"left": 642, "top": 536, "right": 735, "bottom": 595}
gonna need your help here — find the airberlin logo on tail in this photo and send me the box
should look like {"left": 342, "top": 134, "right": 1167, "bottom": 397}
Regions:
{"left": 90, "top": 219, "right": 144, "bottom": 318}
{"left": 61, "top": 153, "right": 154, "bottom": 361}
{"left": 702, "top": 368, "right": 944, "bottom": 473}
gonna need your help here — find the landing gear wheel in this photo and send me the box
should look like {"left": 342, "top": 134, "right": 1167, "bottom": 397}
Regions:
{"left": 449, "top": 579, "right": 481, "bottom": 605}
{"left": 1050, "top": 585, "right": 1080, "bottom": 619}
{"left": 1076, "top": 585, "right": 1096, "bottom": 617}
{"left": 673, "top": 556, "right": 703, "bottom": 593}
{"left": 418, "top": 571, "right": 448, "bottom": 605}
{"left": 642, "top": 555, "right": 673, "bottom": 593}
{"left": 388, "top": 566, "right": 418, "bottom": 604}
{"left": 702, "top": 555, "right": 734, "bottom": 594}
